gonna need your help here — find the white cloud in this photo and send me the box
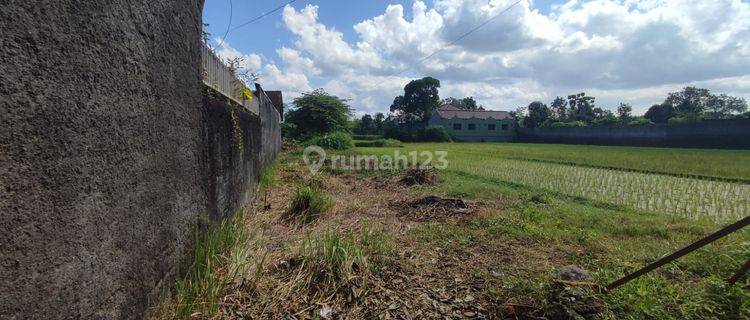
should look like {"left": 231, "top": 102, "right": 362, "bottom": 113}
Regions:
{"left": 277, "top": 47, "right": 321, "bottom": 75}
{"left": 282, "top": 5, "right": 386, "bottom": 75}
{"left": 353, "top": 2, "right": 445, "bottom": 62}
{"left": 213, "top": 38, "right": 262, "bottom": 71}
{"left": 216, "top": 0, "right": 750, "bottom": 116}
{"left": 209, "top": 39, "right": 312, "bottom": 99}
{"left": 260, "top": 64, "right": 313, "bottom": 94}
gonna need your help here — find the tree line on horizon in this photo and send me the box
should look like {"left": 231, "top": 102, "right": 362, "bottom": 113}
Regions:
{"left": 281, "top": 77, "right": 749, "bottom": 142}
{"left": 518, "top": 87, "right": 749, "bottom": 129}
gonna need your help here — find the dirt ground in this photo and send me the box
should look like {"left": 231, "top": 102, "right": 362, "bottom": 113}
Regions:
{"left": 208, "top": 156, "right": 604, "bottom": 320}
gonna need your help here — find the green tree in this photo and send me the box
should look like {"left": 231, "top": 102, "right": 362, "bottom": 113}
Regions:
{"left": 568, "top": 93, "right": 596, "bottom": 123}
{"left": 592, "top": 114, "right": 619, "bottom": 126}
{"left": 357, "top": 114, "right": 375, "bottom": 134}
{"left": 617, "top": 103, "right": 633, "bottom": 121}
{"left": 664, "top": 86, "right": 711, "bottom": 116}
{"left": 644, "top": 103, "right": 674, "bottom": 123}
{"left": 285, "top": 89, "right": 353, "bottom": 138}
{"left": 705, "top": 94, "right": 748, "bottom": 119}
{"left": 592, "top": 107, "right": 612, "bottom": 120}
{"left": 440, "top": 96, "right": 479, "bottom": 110}
{"left": 390, "top": 77, "right": 441, "bottom": 124}
{"left": 440, "top": 97, "right": 461, "bottom": 108}
{"left": 550, "top": 96, "right": 567, "bottom": 120}
{"left": 522, "top": 101, "right": 551, "bottom": 128}
{"left": 461, "top": 97, "right": 478, "bottom": 110}
{"left": 373, "top": 112, "right": 385, "bottom": 134}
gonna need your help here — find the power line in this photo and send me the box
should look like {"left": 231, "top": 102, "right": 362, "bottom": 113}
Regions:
{"left": 220, "top": 0, "right": 233, "bottom": 42}
{"left": 390, "top": 0, "right": 522, "bottom": 77}
{"left": 230, "top": 0, "right": 299, "bottom": 32}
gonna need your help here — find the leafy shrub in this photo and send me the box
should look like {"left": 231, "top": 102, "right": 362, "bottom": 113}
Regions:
{"left": 306, "top": 132, "right": 354, "bottom": 150}
{"left": 547, "top": 121, "right": 587, "bottom": 128}
{"left": 592, "top": 115, "right": 620, "bottom": 126}
{"left": 354, "top": 139, "right": 403, "bottom": 147}
{"left": 351, "top": 134, "right": 383, "bottom": 141}
{"left": 419, "top": 125, "right": 452, "bottom": 142}
{"left": 284, "top": 89, "right": 353, "bottom": 139}
{"left": 284, "top": 184, "right": 333, "bottom": 224}
{"left": 628, "top": 117, "right": 654, "bottom": 125}
{"left": 281, "top": 122, "right": 298, "bottom": 138}
{"left": 668, "top": 114, "right": 702, "bottom": 124}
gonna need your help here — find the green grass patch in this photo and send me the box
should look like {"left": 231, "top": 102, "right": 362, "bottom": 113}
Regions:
{"left": 356, "top": 143, "right": 750, "bottom": 221}
{"left": 357, "top": 142, "right": 750, "bottom": 181}
{"left": 299, "top": 226, "right": 393, "bottom": 276}
{"left": 354, "top": 138, "right": 404, "bottom": 148}
{"left": 284, "top": 184, "right": 333, "bottom": 224}
{"left": 305, "top": 132, "right": 354, "bottom": 150}
{"left": 351, "top": 134, "right": 383, "bottom": 140}
{"left": 259, "top": 163, "right": 277, "bottom": 191}
{"left": 155, "top": 211, "right": 247, "bottom": 319}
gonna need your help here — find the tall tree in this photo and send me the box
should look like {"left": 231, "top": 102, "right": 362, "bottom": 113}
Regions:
{"left": 285, "top": 89, "right": 353, "bottom": 138}
{"left": 705, "top": 94, "right": 748, "bottom": 119}
{"left": 522, "top": 101, "right": 551, "bottom": 128}
{"left": 568, "top": 93, "right": 596, "bottom": 123}
{"left": 390, "top": 77, "right": 441, "bottom": 124}
{"left": 440, "top": 96, "right": 478, "bottom": 110}
{"left": 592, "top": 107, "right": 611, "bottom": 120}
{"left": 358, "top": 114, "right": 375, "bottom": 134}
{"left": 440, "top": 97, "right": 461, "bottom": 108}
{"left": 373, "top": 112, "right": 385, "bottom": 134}
{"left": 644, "top": 103, "right": 674, "bottom": 123}
{"left": 461, "top": 97, "right": 479, "bottom": 110}
{"left": 664, "top": 86, "right": 711, "bottom": 116}
{"left": 550, "top": 96, "right": 567, "bottom": 120}
{"left": 616, "top": 103, "right": 633, "bottom": 121}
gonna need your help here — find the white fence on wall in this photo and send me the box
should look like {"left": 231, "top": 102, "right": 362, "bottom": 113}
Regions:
{"left": 201, "top": 43, "right": 245, "bottom": 106}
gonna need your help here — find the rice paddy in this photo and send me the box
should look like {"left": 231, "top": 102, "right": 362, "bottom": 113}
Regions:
{"left": 358, "top": 143, "right": 750, "bottom": 222}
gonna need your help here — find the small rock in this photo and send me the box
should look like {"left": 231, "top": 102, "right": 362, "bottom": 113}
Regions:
{"left": 557, "top": 265, "right": 592, "bottom": 281}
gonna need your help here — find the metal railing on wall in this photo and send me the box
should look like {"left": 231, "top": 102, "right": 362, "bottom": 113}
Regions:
{"left": 201, "top": 43, "right": 245, "bottom": 106}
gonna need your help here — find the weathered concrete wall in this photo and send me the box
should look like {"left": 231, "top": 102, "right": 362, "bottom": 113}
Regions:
{"left": 0, "top": 1, "right": 280, "bottom": 319}
{"left": 518, "top": 119, "right": 750, "bottom": 149}
{"left": 203, "top": 92, "right": 263, "bottom": 222}
{"left": 257, "top": 84, "right": 282, "bottom": 166}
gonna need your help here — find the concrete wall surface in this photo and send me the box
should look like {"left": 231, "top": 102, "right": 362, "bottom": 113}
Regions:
{"left": 0, "top": 1, "right": 280, "bottom": 319}
{"left": 518, "top": 119, "right": 750, "bottom": 149}
{"left": 257, "top": 84, "right": 282, "bottom": 166}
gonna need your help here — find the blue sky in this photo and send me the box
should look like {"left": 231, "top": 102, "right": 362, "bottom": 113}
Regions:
{"left": 202, "top": 0, "right": 750, "bottom": 116}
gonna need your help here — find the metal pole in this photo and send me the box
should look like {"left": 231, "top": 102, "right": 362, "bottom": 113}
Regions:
{"left": 606, "top": 215, "right": 750, "bottom": 291}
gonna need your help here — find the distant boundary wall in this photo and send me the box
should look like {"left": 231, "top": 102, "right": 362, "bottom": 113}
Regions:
{"left": 517, "top": 119, "right": 750, "bottom": 149}
{"left": 257, "top": 84, "right": 282, "bottom": 166}
{"left": 0, "top": 1, "right": 281, "bottom": 319}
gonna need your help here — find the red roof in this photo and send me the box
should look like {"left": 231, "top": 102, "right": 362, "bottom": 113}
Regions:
{"left": 434, "top": 105, "right": 512, "bottom": 120}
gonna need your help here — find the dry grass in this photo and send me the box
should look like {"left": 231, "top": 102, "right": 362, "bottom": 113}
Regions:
{"left": 152, "top": 149, "right": 749, "bottom": 320}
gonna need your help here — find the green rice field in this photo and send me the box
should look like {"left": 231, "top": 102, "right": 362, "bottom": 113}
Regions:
{"left": 357, "top": 143, "right": 750, "bottom": 222}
